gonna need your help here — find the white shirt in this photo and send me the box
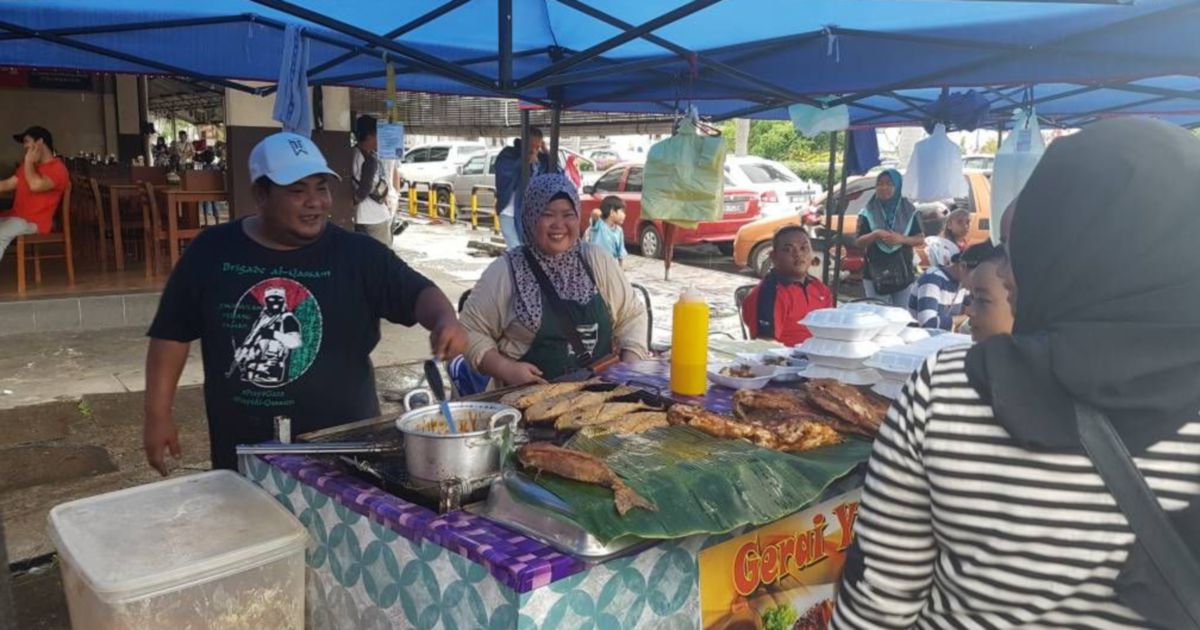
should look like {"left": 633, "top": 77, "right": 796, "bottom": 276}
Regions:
{"left": 353, "top": 150, "right": 393, "bottom": 225}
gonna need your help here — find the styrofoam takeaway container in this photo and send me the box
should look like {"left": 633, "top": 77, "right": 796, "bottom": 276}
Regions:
{"left": 800, "top": 308, "right": 888, "bottom": 341}
{"left": 872, "top": 379, "right": 906, "bottom": 400}
{"left": 800, "top": 364, "right": 882, "bottom": 386}
{"left": 841, "top": 303, "right": 916, "bottom": 336}
{"left": 865, "top": 333, "right": 976, "bottom": 379}
{"left": 49, "top": 471, "right": 307, "bottom": 630}
{"left": 797, "top": 337, "right": 881, "bottom": 370}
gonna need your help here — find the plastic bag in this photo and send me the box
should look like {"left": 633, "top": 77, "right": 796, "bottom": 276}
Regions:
{"left": 990, "top": 108, "right": 1045, "bottom": 244}
{"left": 906, "top": 123, "right": 967, "bottom": 202}
{"left": 788, "top": 102, "right": 849, "bottom": 136}
{"left": 641, "top": 118, "right": 727, "bottom": 228}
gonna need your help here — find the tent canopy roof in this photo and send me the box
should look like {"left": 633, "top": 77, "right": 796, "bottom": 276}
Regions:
{"left": 3, "top": 0, "right": 1199, "bottom": 124}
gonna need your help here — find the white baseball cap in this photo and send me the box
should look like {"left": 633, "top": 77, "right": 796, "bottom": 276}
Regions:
{"left": 248, "top": 132, "right": 341, "bottom": 185}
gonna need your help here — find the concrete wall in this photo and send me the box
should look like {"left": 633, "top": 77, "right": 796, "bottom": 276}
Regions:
{"left": 225, "top": 84, "right": 354, "bottom": 227}
{"left": 0, "top": 86, "right": 108, "bottom": 169}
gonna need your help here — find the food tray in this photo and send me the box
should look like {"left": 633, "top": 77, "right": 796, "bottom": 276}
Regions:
{"left": 466, "top": 471, "right": 650, "bottom": 561}
{"left": 800, "top": 308, "right": 888, "bottom": 341}
{"left": 799, "top": 364, "right": 882, "bottom": 386}
{"left": 796, "top": 338, "right": 880, "bottom": 370}
{"left": 734, "top": 350, "right": 808, "bottom": 382}
{"left": 707, "top": 362, "right": 775, "bottom": 390}
{"left": 841, "top": 303, "right": 915, "bottom": 336}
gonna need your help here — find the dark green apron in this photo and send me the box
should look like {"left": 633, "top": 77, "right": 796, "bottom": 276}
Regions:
{"left": 517, "top": 250, "right": 614, "bottom": 381}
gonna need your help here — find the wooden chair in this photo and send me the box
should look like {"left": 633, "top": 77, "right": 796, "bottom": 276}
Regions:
{"left": 143, "top": 181, "right": 202, "bottom": 275}
{"left": 182, "top": 170, "right": 226, "bottom": 226}
{"left": 15, "top": 182, "right": 75, "bottom": 295}
{"left": 85, "top": 177, "right": 110, "bottom": 269}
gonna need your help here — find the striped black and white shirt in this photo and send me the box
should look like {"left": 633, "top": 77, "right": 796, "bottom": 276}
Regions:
{"left": 833, "top": 346, "right": 1200, "bottom": 630}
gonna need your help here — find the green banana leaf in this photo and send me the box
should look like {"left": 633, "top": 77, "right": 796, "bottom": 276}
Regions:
{"left": 516, "top": 426, "right": 872, "bottom": 543}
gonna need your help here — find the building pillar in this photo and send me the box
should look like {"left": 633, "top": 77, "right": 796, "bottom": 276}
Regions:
{"left": 114, "top": 74, "right": 142, "bottom": 163}
{"left": 224, "top": 83, "right": 353, "bottom": 226}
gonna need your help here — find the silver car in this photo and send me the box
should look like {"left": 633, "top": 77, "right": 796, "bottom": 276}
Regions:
{"left": 444, "top": 150, "right": 500, "bottom": 210}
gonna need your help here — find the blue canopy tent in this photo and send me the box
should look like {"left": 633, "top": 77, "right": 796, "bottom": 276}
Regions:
{"left": 3, "top": 0, "right": 1200, "bottom": 114}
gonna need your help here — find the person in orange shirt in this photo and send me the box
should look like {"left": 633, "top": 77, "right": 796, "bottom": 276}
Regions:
{"left": 0, "top": 126, "right": 69, "bottom": 262}
{"left": 741, "top": 226, "right": 833, "bottom": 346}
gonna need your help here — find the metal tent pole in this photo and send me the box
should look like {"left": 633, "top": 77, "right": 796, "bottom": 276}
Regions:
{"left": 820, "top": 132, "right": 840, "bottom": 287}
{"left": 830, "top": 134, "right": 853, "bottom": 306}
{"left": 549, "top": 105, "right": 562, "bottom": 171}
{"left": 499, "top": 0, "right": 513, "bottom": 90}
{"left": 517, "top": 109, "right": 531, "bottom": 239}
{"left": 0, "top": 515, "right": 15, "bottom": 630}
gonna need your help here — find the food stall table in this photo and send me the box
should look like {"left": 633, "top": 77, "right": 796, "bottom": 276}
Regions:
{"left": 240, "top": 361, "right": 871, "bottom": 629}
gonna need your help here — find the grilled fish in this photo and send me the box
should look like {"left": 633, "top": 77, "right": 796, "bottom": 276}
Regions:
{"left": 524, "top": 391, "right": 608, "bottom": 424}
{"left": 517, "top": 443, "right": 656, "bottom": 515}
{"left": 555, "top": 402, "right": 653, "bottom": 430}
{"left": 804, "top": 379, "right": 889, "bottom": 437}
{"left": 500, "top": 379, "right": 600, "bottom": 410}
{"left": 578, "top": 412, "right": 669, "bottom": 438}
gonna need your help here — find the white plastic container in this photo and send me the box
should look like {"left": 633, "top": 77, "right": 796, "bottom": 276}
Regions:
{"left": 800, "top": 364, "right": 882, "bottom": 386}
{"left": 796, "top": 337, "right": 881, "bottom": 370}
{"left": 842, "top": 303, "right": 916, "bottom": 336}
{"left": 800, "top": 308, "right": 888, "bottom": 341}
{"left": 872, "top": 379, "right": 905, "bottom": 400}
{"left": 898, "top": 327, "right": 932, "bottom": 344}
{"left": 874, "top": 334, "right": 906, "bottom": 348}
{"left": 49, "top": 471, "right": 307, "bottom": 630}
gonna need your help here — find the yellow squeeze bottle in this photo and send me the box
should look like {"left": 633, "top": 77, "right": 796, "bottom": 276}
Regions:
{"left": 670, "top": 288, "right": 710, "bottom": 396}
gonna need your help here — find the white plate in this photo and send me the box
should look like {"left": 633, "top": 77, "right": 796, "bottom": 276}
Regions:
{"left": 707, "top": 362, "right": 776, "bottom": 390}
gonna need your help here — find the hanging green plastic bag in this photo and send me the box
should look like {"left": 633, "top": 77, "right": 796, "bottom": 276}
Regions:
{"left": 642, "top": 118, "right": 727, "bottom": 229}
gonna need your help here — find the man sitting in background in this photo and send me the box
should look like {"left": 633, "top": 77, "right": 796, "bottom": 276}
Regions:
{"left": 741, "top": 226, "right": 832, "bottom": 346}
{"left": 0, "top": 126, "right": 68, "bottom": 263}
{"left": 909, "top": 247, "right": 971, "bottom": 330}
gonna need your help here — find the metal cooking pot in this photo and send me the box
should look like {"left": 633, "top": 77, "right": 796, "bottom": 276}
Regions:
{"left": 395, "top": 401, "right": 521, "bottom": 485}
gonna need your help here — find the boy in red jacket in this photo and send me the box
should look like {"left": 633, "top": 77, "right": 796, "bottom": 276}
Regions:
{"left": 742, "top": 226, "right": 832, "bottom": 346}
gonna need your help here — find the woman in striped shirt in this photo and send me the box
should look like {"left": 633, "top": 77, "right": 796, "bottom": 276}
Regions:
{"left": 833, "top": 119, "right": 1200, "bottom": 630}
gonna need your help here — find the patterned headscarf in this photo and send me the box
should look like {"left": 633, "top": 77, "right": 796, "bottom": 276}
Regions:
{"left": 506, "top": 173, "right": 598, "bottom": 331}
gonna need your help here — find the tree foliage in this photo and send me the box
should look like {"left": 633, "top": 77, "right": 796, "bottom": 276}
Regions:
{"left": 720, "top": 120, "right": 834, "bottom": 163}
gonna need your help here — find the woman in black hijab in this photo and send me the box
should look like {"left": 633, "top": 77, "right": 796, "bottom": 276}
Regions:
{"left": 832, "top": 119, "right": 1200, "bottom": 630}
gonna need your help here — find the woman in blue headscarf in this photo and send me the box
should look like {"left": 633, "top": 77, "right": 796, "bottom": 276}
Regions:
{"left": 855, "top": 169, "right": 924, "bottom": 307}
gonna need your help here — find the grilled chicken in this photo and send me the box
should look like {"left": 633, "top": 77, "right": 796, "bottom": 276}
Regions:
{"left": 556, "top": 402, "right": 653, "bottom": 430}
{"left": 804, "top": 379, "right": 888, "bottom": 437}
{"left": 518, "top": 443, "right": 656, "bottom": 515}
{"left": 579, "top": 412, "right": 669, "bottom": 438}
{"left": 667, "top": 404, "right": 779, "bottom": 449}
{"left": 731, "top": 389, "right": 845, "bottom": 451}
{"left": 732, "top": 389, "right": 825, "bottom": 421}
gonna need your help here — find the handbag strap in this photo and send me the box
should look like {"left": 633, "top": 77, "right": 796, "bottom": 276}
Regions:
{"left": 1075, "top": 403, "right": 1200, "bottom": 627}
{"left": 521, "top": 248, "right": 593, "bottom": 366}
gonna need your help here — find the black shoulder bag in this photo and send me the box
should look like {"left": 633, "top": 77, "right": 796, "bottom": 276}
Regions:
{"left": 521, "top": 248, "right": 596, "bottom": 367}
{"left": 1076, "top": 403, "right": 1200, "bottom": 629}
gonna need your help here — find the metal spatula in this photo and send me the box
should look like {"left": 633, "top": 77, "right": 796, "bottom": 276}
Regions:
{"left": 424, "top": 359, "right": 458, "bottom": 434}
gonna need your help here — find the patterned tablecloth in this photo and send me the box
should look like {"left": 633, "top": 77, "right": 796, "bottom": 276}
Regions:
{"left": 242, "top": 453, "right": 707, "bottom": 629}
{"left": 602, "top": 358, "right": 798, "bottom": 414}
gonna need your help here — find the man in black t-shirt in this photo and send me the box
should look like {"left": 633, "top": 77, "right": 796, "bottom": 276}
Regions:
{"left": 144, "top": 132, "right": 467, "bottom": 473}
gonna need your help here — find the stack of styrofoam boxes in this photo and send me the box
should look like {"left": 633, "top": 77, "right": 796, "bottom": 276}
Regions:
{"left": 865, "top": 333, "right": 974, "bottom": 399}
{"left": 842, "top": 302, "right": 921, "bottom": 348}
{"left": 796, "top": 308, "right": 889, "bottom": 385}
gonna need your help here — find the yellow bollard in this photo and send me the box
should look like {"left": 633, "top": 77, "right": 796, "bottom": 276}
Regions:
{"left": 470, "top": 191, "right": 479, "bottom": 230}
{"left": 492, "top": 205, "right": 501, "bottom": 234}
{"left": 428, "top": 187, "right": 438, "bottom": 220}
{"left": 448, "top": 191, "right": 457, "bottom": 224}
{"left": 408, "top": 186, "right": 417, "bottom": 217}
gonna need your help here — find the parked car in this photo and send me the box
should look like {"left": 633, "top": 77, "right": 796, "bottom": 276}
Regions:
{"left": 586, "top": 149, "right": 622, "bottom": 171}
{"left": 733, "top": 172, "right": 993, "bottom": 278}
{"left": 724, "top": 155, "right": 819, "bottom": 217}
{"left": 398, "top": 141, "right": 487, "bottom": 184}
{"left": 442, "top": 149, "right": 597, "bottom": 209}
{"left": 963, "top": 154, "right": 995, "bottom": 173}
{"left": 579, "top": 163, "right": 761, "bottom": 258}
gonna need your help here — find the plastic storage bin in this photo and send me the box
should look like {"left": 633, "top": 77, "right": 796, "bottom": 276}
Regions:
{"left": 49, "top": 471, "right": 308, "bottom": 630}
{"left": 800, "top": 308, "right": 888, "bottom": 341}
{"left": 796, "top": 338, "right": 881, "bottom": 370}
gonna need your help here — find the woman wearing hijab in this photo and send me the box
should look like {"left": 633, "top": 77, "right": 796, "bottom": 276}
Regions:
{"left": 832, "top": 119, "right": 1200, "bottom": 629}
{"left": 855, "top": 169, "right": 924, "bottom": 306}
{"left": 460, "top": 173, "right": 649, "bottom": 386}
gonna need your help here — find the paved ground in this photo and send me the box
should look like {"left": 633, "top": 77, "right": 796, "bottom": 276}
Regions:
{"left": 0, "top": 218, "right": 804, "bottom": 628}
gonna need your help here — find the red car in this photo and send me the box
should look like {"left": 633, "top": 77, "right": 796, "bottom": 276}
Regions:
{"left": 579, "top": 163, "right": 761, "bottom": 258}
